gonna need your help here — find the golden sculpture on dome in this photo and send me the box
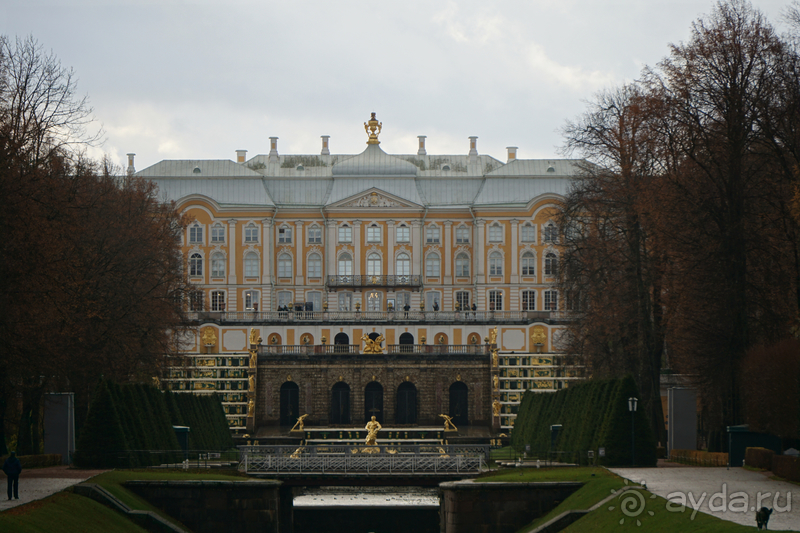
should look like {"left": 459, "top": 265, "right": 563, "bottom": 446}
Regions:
{"left": 364, "top": 112, "right": 382, "bottom": 145}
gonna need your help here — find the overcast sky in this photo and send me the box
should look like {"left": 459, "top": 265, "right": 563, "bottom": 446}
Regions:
{"left": 2, "top": 0, "right": 793, "bottom": 170}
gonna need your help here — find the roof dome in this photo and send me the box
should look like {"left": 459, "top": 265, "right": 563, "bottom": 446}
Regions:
{"left": 332, "top": 144, "right": 418, "bottom": 177}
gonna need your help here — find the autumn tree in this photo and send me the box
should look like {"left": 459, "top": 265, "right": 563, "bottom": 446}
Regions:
{"left": 558, "top": 84, "right": 667, "bottom": 444}
{"left": 0, "top": 36, "right": 190, "bottom": 453}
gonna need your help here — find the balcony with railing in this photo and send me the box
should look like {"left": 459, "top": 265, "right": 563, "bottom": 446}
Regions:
{"left": 257, "top": 343, "right": 489, "bottom": 358}
{"left": 325, "top": 274, "right": 423, "bottom": 289}
{"left": 187, "top": 310, "right": 564, "bottom": 325}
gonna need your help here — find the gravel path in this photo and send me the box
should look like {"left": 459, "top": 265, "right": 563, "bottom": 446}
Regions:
{"left": 610, "top": 466, "right": 800, "bottom": 531}
{"left": 1, "top": 466, "right": 107, "bottom": 512}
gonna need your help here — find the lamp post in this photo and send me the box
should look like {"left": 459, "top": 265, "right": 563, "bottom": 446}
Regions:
{"left": 628, "top": 397, "right": 638, "bottom": 467}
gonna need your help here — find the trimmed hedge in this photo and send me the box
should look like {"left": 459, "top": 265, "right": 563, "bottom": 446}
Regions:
{"left": 670, "top": 449, "right": 728, "bottom": 466}
{"left": 74, "top": 381, "right": 233, "bottom": 468}
{"left": 772, "top": 455, "right": 800, "bottom": 482}
{"left": 745, "top": 447, "right": 775, "bottom": 470}
{"left": 511, "top": 376, "right": 657, "bottom": 466}
{"left": 0, "top": 454, "right": 62, "bottom": 468}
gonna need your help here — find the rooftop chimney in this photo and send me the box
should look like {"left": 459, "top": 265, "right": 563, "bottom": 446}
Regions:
{"left": 236, "top": 149, "right": 247, "bottom": 164}
{"left": 126, "top": 153, "right": 135, "bottom": 176}
{"left": 507, "top": 146, "right": 517, "bottom": 163}
{"left": 321, "top": 135, "right": 330, "bottom": 155}
{"left": 417, "top": 135, "right": 427, "bottom": 156}
{"left": 468, "top": 136, "right": 478, "bottom": 164}
{"left": 268, "top": 137, "right": 279, "bottom": 163}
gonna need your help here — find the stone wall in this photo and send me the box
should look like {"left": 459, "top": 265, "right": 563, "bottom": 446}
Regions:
{"left": 124, "top": 480, "right": 285, "bottom": 533}
{"left": 438, "top": 480, "right": 583, "bottom": 533}
{"left": 256, "top": 353, "right": 490, "bottom": 427}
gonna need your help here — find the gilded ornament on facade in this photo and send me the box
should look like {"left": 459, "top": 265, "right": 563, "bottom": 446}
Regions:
{"left": 492, "top": 348, "right": 499, "bottom": 368}
{"left": 531, "top": 326, "right": 547, "bottom": 345}
{"left": 493, "top": 374, "right": 499, "bottom": 391}
{"left": 248, "top": 374, "right": 255, "bottom": 392}
{"left": 201, "top": 327, "right": 217, "bottom": 346}
{"left": 247, "top": 398, "right": 255, "bottom": 417}
{"left": 249, "top": 328, "right": 262, "bottom": 346}
{"left": 291, "top": 414, "right": 308, "bottom": 432}
{"left": 361, "top": 333, "right": 384, "bottom": 354}
{"left": 249, "top": 350, "right": 257, "bottom": 368}
{"left": 492, "top": 399, "right": 501, "bottom": 417}
{"left": 489, "top": 327, "right": 498, "bottom": 345}
{"left": 439, "top": 414, "right": 457, "bottom": 432}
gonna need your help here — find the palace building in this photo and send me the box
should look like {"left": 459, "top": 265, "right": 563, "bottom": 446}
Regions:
{"left": 137, "top": 114, "right": 584, "bottom": 437}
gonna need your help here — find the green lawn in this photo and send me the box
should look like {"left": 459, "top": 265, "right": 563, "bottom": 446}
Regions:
{"left": 0, "top": 491, "right": 148, "bottom": 533}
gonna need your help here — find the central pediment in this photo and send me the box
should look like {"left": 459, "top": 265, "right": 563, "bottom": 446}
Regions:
{"left": 328, "top": 188, "right": 421, "bottom": 209}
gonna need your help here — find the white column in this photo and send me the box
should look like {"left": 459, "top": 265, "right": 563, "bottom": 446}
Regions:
{"left": 227, "top": 219, "right": 238, "bottom": 311}
{"left": 443, "top": 220, "right": 453, "bottom": 284}
{"left": 353, "top": 221, "right": 362, "bottom": 276}
{"left": 326, "top": 220, "right": 337, "bottom": 279}
{"left": 411, "top": 220, "right": 421, "bottom": 276}
{"left": 261, "top": 218, "right": 274, "bottom": 309}
{"left": 476, "top": 219, "right": 486, "bottom": 283}
{"left": 387, "top": 220, "right": 395, "bottom": 276}
{"left": 510, "top": 219, "right": 519, "bottom": 284}
{"left": 295, "top": 221, "right": 304, "bottom": 286}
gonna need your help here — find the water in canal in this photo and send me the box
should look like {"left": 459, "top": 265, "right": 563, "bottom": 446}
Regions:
{"left": 293, "top": 486, "right": 440, "bottom": 533}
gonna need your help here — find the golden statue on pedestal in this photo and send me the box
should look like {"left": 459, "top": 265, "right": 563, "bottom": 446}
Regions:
{"left": 489, "top": 327, "right": 498, "bottom": 345}
{"left": 492, "top": 399, "right": 501, "bottom": 417}
{"left": 364, "top": 112, "right": 382, "bottom": 145}
{"left": 291, "top": 414, "right": 309, "bottom": 432}
{"left": 247, "top": 398, "right": 255, "bottom": 417}
{"left": 492, "top": 348, "right": 499, "bottom": 367}
{"left": 249, "top": 328, "right": 262, "bottom": 346}
{"left": 364, "top": 416, "right": 382, "bottom": 445}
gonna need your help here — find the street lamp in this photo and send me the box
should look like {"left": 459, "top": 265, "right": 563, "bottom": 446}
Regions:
{"left": 628, "top": 397, "right": 638, "bottom": 467}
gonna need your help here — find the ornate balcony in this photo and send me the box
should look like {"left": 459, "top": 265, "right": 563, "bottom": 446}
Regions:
{"left": 187, "top": 310, "right": 563, "bottom": 325}
{"left": 257, "top": 344, "right": 489, "bottom": 358}
{"left": 325, "top": 274, "right": 423, "bottom": 289}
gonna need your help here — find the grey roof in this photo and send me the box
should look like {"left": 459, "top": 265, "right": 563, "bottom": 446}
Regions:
{"left": 150, "top": 177, "right": 275, "bottom": 207}
{"left": 327, "top": 178, "right": 425, "bottom": 206}
{"left": 264, "top": 179, "right": 333, "bottom": 206}
{"left": 416, "top": 179, "right": 484, "bottom": 205}
{"left": 332, "top": 144, "right": 418, "bottom": 177}
{"left": 484, "top": 159, "right": 582, "bottom": 177}
{"left": 136, "top": 159, "right": 265, "bottom": 178}
{"left": 472, "top": 178, "right": 571, "bottom": 206}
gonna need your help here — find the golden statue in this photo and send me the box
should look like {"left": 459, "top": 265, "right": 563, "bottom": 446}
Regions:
{"left": 291, "top": 414, "right": 309, "bottom": 432}
{"left": 248, "top": 374, "right": 255, "bottom": 392}
{"left": 152, "top": 376, "right": 160, "bottom": 388}
{"left": 492, "top": 399, "right": 501, "bottom": 417}
{"left": 290, "top": 447, "right": 304, "bottom": 459}
{"left": 531, "top": 326, "right": 547, "bottom": 346}
{"left": 247, "top": 398, "right": 255, "bottom": 417}
{"left": 365, "top": 416, "right": 382, "bottom": 445}
{"left": 201, "top": 327, "right": 217, "bottom": 346}
{"left": 492, "top": 348, "right": 499, "bottom": 367}
{"left": 489, "top": 327, "right": 498, "bottom": 345}
{"left": 493, "top": 374, "right": 499, "bottom": 391}
{"left": 361, "top": 333, "right": 385, "bottom": 354}
{"left": 249, "top": 349, "right": 257, "bottom": 368}
{"left": 364, "top": 112, "right": 382, "bottom": 145}
{"left": 249, "top": 328, "right": 262, "bottom": 346}
{"left": 439, "top": 414, "right": 457, "bottom": 432}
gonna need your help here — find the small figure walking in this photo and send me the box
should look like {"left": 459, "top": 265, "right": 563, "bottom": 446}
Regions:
{"left": 3, "top": 451, "right": 22, "bottom": 500}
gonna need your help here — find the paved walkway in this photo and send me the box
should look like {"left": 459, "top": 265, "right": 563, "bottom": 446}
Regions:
{"left": 1, "top": 466, "right": 107, "bottom": 512}
{"left": 610, "top": 465, "right": 800, "bottom": 531}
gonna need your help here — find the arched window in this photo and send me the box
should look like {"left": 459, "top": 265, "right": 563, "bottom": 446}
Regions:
{"left": 521, "top": 252, "right": 535, "bottom": 276}
{"left": 449, "top": 382, "right": 469, "bottom": 426}
{"left": 244, "top": 223, "right": 258, "bottom": 243}
{"left": 189, "top": 223, "right": 203, "bottom": 244}
{"left": 426, "top": 253, "right": 440, "bottom": 277}
{"left": 211, "top": 223, "right": 225, "bottom": 243}
{"left": 488, "top": 223, "right": 503, "bottom": 242}
{"left": 244, "top": 252, "right": 259, "bottom": 277}
{"left": 366, "top": 224, "right": 381, "bottom": 243}
{"left": 521, "top": 222, "right": 535, "bottom": 242}
{"left": 279, "top": 382, "right": 299, "bottom": 426}
{"left": 189, "top": 253, "right": 203, "bottom": 277}
{"left": 211, "top": 253, "right": 225, "bottom": 277}
{"left": 545, "top": 253, "right": 558, "bottom": 276}
{"left": 307, "top": 253, "right": 322, "bottom": 278}
{"left": 396, "top": 224, "right": 410, "bottom": 243}
{"left": 330, "top": 382, "right": 351, "bottom": 424}
{"left": 455, "top": 253, "right": 470, "bottom": 277}
{"left": 489, "top": 252, "right": 503, "bottom": 276}
{"left": 396, "top": 382, "right": 417, "bottom": 424}
{"left": 367, "top": 253, "right": 381, "bottom": 276}
{"left": 364, "top": 382, "right": 383, "bottom": 424}
{"left": 338, "top": 224, "right": 352, "bottom": 243}
{"left": 307, "top": 225, "right": 321, "bottom": 243}
{"left": 396, "top": 253, "right": 410, "bottom": 276}
{"left": 278, "top": 253, "right": 292, "bottom": 278}
{"left": 338, "top": 253, "right": 352, "bottom": 276}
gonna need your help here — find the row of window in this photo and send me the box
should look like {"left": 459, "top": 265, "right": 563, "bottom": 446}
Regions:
{"left": 188, "top": 251, "right": 558, "bottom": 279}
{"left": 188, "top": 288, "right": 561, "bottom": 312}
{"left": 188, "top": 221, "right": 559, "bottom": 246}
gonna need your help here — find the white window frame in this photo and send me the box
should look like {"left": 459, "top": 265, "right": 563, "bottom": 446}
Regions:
{"left": 426, "top": 225, "right": 440, "bottom": 244}
{"left": 521, "top": 223, "right": 535, "bottom": 243}
{"left": 396, "top": 253, "right": 410, "bottom": 276}
{"left": 522, "top": 290, "right": 536, "bottom": 311}
{"left": 189, "top": 224, "right": 203, "bottom": 244}
{"left": 426, "top": 252, "right": 440, "bottom": 277}
{"left": 366, "top": 224, "right": 381, "bottom": 243}
{"left": 189, "top": 290, "right": 204, "bottom": 311}
{"left": 278, "top": 225, "right": 292, "bottom": 243}
{"left": 244, "top": 223, "right": 259, "bottom": 243}
{"left": 307, "top": 252, "right": 322, "bottom": 278}
{"left": 211, "top": 290, "right": 226, "bottom": 311}
{"left": 366, "top": 253, "right": 381, "bottom": 275}
{"left": 456, "top": 291, "right": 470, "bottom": 310}
{"left": 211, "top": 252, "right": 225, "bottom": 278}
{"left": 396, "top": 225, "right": 410, "bottom": 243}
{"left": 244, "top": 290, "right": 259, "bottom": 310}
{"left": 338, "top": 225, "right": 352, "bottom": 243}
{"left": 211, "top": 224, "right": 225, "bottom": 243}
{"left": 278, "top": 253, "right": 292, "bottom": 278}
{"left": 545, "top": 253, "right": 558, "bottom": 277}
{"left": 277, "top": 291, "right": 293, "bottom": 310}
{"left": 189, "top": 253, "right": 203, "bottom": 277}
{"left": 489, "top": 252, "right": 503, "bottom": 276}
{"left": 544, "top": 290, "right": 558, "bottom": 311}
{"left": 244, "top": 252, "right": 259, "bottom": 278}
{"left": 455, "top": 253, "right": 470, "bottom": 277}
{"left": 488, "top": 223, "right": 503, "bottom": 242}
{"left": 456, "top": 225, "right": 470, "bottom": 243}
{"left": 307, "top": 225, "right": 322, "bottom": 244}
{"left": 488, "top": 290, "right": 503, "bottom": 311}
{"left": 521, "top": 252, "right": 536, "bottom": 276}
{"left": 543, "top": 222, "right": 558, "bottom": 244}
{"left": 338, "top": 253, "right": 353, "bottom": 276}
